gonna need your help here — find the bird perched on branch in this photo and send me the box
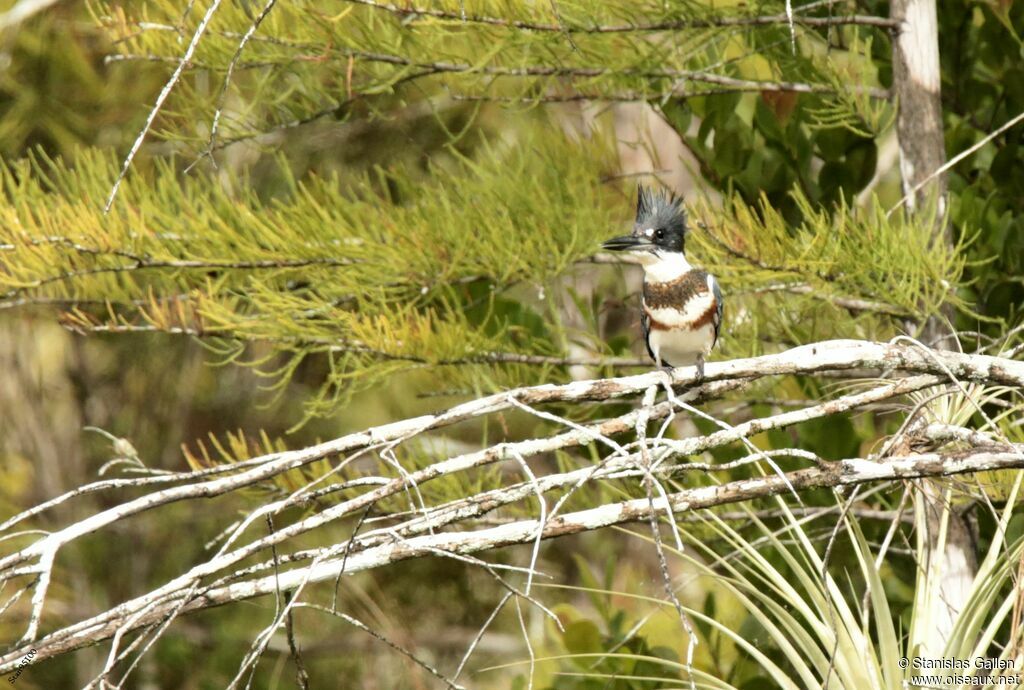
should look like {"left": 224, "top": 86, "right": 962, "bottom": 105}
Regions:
{"left": 602, "top": 186, "right": 723, "bottom": 379}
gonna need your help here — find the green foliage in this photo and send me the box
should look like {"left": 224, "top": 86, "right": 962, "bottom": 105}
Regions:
{"left": 0, "top": 4, "right": 164, "bottom": 157}
{"left": 3, "top": 100, "right": 961, "bottom": 427}
{"left": 684, "top": 191, "right": 970, "bottom": 348}
{"left": 662, "top": 31, "right": 891, "bottom": 219}
{"left": 1, "top": 2, "right": 1023, "bottom": 687}
{"left": 932, "top": 0, "right": 1024, "bottom": 324}
{"left": 95, "top": 1, "right": 867, "bottom": 147}
{"left": 0, "top": 0, "right": 1015, "bottom": 427}
{"left": 0, "top": 125, "right": 624, "bottom": 418}
{"left": 1, "top": 0, "right": 991, "bottom": 421}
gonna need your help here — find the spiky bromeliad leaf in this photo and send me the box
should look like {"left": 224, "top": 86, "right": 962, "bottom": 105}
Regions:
{"left": 521, "top": 490, "right": 1024, "bottom": 690}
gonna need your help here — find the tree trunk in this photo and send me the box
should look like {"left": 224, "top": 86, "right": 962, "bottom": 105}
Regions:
{"left": 890, "top": 0, "right": 977, "bottom": 655}
{"left": 891, "top": 0, "right": 947, "bottom": 223}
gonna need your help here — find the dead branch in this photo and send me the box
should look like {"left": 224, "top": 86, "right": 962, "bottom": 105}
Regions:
{"left": 1, "top": 338, "right": 1023, "bottom": 676}
{"left": 3, "top": 446, "right": 1021, "bottom": 671}
{"left": 338, "top": 0, "right": 900, "bottom": 32}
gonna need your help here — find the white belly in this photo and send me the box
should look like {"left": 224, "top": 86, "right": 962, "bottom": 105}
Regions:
{"left": 645, "top": 293, "right": 715, "bottom": 328}
{"left": 648, "top": 324, "right": 715, "bottom": 368}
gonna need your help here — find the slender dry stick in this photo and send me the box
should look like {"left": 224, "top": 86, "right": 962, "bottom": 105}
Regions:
{"left": 888, "top": 108, "right": 1024, "bottom": 217}
{"left": 453, "top": 591, "right": 513, "bottom": 681}
{"left": 4, "top": 446, "right": 1024, "bottom": 672}
{"left": 338, "top": 0, "right": 898, "bottom": 31}
{"left": 381, "top": 531, "right": 560, "bottom": 627}
{"left": 637, "top": 385, "right": 698, "bottom": 690}
{"left": 819, "top": 485, "right": 862, "bottom": 690}
{"left": 294, "top": 604, "right": 467, "bottom": 690}
{"left": 281, "top": 533, "right": 312, "bottom": 690}
{"left": 225, "top": 554, "right": 321, "bottom": 690}
{"left": 195, "top": 0, "right": 279, "bottom": 171}
{"left": 508, "top": 447, "right": 547, "bottom": 597}
{"left": 659, "top": 376, "right": 801, "bottom": 499}
{"left": 331, "top": 505, "right": 372, "bottom": 613}
{"left": 107, "top": 46, "right": 889, "bottom": 97}
{"left": 0, "top": 370, "right": 938, "bottom": 655}
{"left": 3, "top": 342, "right": 1024, "bottom": 669}
{"left": 3, "top": 372, "right": 931, "bottom": 640}
{"left": 892, "top": 335, "right": 1013, "bottom": 446}
{"left": 88, "top": 449, "right": 376, "bottom": 687}
{"left": 515, "top": 595, "right": 535, "bottom": 690}
{"left": 104, "top": 0, "right": 225, "bottom": 213}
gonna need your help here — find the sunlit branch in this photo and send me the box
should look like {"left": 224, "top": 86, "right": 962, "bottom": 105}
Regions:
{"left": 339, "top": 0, "right": 900, "bottom": 32}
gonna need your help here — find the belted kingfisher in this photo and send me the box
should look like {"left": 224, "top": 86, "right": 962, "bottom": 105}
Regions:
{"left": 602, "top": 186, "right": 723, "bottom": 378}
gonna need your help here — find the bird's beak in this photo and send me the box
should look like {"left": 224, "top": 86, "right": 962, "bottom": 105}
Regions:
{"left": 601, "top": 234, "right": 652, "bottom": 252}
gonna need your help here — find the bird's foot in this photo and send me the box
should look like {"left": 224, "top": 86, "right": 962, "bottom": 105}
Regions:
{"left": 658, "top": 363, "right": 675, "bottom": 388}
{"left": 694, "top": 355, "right": 705, "bottom": 384}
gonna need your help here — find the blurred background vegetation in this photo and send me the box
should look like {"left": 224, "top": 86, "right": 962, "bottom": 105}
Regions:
{"left": 0, "top": 0, "right": 1022, "bottom": 688}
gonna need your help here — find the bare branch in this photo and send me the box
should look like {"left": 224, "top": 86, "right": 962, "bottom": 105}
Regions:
{"left": 888, "top": 107, "right": 1024, "bottom": 217}
{"left": 1, "top": 339, "right": 1022, "bottom": 672}
{"left": 4, "top": 445, "right": 1020, "bottom": 671}
{"left": 3, "top": 340, "right": 1022, "bottom": 571}
{"left": 106, "top": 48, "right": 890, "bottom": 98}
{"left": 0, "top": 0, "right": 60, "bottom": 30}
{"left": 105, "top": 0, "right": 225, "bottom": 212}
{"left": 294, "top": 604, "right": 467, "bottom": 690}
{"left": 199, "top": 0, "right": 279, "bottom": 168}
{"left": 0, "top": 253, "right": 355, "bottom": 302}
{"left": 338, "top": 0, "right": 899, "bottom": 32}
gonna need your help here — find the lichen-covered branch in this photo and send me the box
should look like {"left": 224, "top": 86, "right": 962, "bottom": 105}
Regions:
{"left": 1, "top": 338, "right": 1022, "bottom": 676}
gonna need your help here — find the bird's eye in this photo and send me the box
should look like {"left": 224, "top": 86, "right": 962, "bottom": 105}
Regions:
{"left": 655, "top": 228, "right": 665, "bottom": 240}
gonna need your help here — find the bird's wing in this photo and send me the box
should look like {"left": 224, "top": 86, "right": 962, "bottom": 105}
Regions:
{"left": 709, "top": 274, "right": 724, "bottom": 348}
{"left": 640, "top": 306, "right": 658, "bottom": 364}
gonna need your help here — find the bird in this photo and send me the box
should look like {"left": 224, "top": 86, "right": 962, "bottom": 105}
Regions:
{"left": 602, "top": 185, "right": 723, "bottom": 379}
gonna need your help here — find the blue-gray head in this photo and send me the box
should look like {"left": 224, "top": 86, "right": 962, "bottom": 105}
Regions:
{"left": 602, "top": 185, "right": 688, "bottom": 255}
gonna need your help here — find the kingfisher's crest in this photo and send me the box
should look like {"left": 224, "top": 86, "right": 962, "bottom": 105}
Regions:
{"left": 635, "top": 186, "right": 686, "bottom": 237}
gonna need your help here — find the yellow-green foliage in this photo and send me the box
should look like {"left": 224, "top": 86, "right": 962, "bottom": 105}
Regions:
{"left": 93, "top": 0, "right": 872, "bottom": 146}
{"left": 0, "top": 0, "right": 969, "bottom": 423}
{"left": 688, "top": 192, "right": 970, "bottom": 338}
{"left": 0, "top": 5, "right": 165, "bottom": 157}
{"left": 0, "top": 125, "right": 624, "bottom": 417}
{"left": 0, "top": 126, "right": 971, "bottom": 420}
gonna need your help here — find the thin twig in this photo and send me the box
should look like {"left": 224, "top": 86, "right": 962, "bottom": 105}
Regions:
{"left": 195, "top": 0, "right": 279, "bottom": 171}
{"left": 453, "top": 591, "right": 512, "bottom": 681}
{"left": 339, "top": 0, "right": 899, "bottom": 32}
{"left": 888, "top": 108, "right": 1024, "bottom": 216}
{"left": 4, "top": 444, "right": 1024, "bottom": 672}
{"left": 294, "top": 604, "right": 467, "bottom": 690}
{"left": 638, "top": 385, "right": 698, "bottom": 690}
{"left": 105, "top": 0, "right": 226, "bottom": 212}
{"left": 107, "top": 47, "right": 890, "bottom": 98}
